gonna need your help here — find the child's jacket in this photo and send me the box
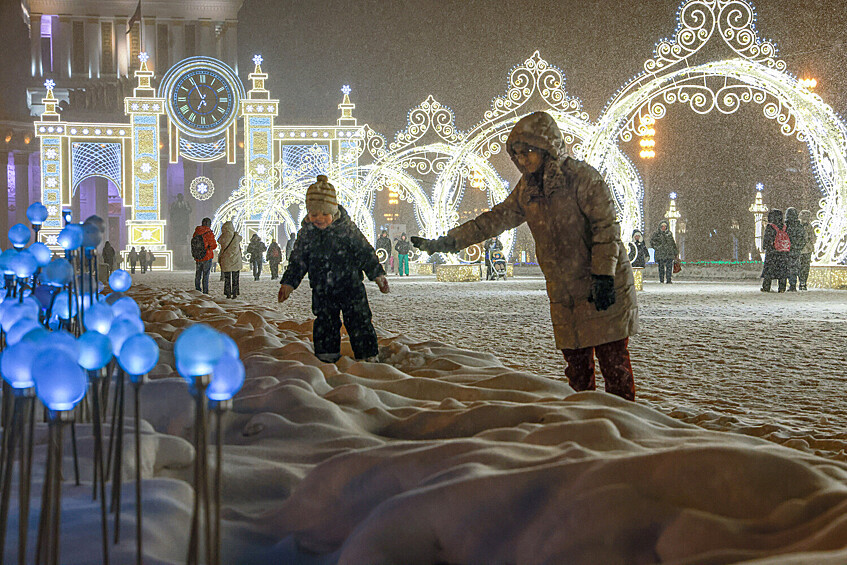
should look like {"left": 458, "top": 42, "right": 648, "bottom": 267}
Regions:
{"left": 281, "top": 206, "right": 385, "bottom": 295}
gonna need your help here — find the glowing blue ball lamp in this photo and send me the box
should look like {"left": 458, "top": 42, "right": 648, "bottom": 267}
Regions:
{"left": 83, "top": 301, "right": 114, "bottom": 335}
{"left": 52, "top": 290, "right": 78, "bottom": 322}
{"left": 32, "top": 350, "right": 88, "bottom": 565}
{"left": 8, "top": 223, "right": 31, "bottom": 250}
{"left": 5, "top": 318, "right": 41, "bottom": 346}
{"left": 57, "top": 224, "right": 84, "bottom": 251}
{"left": 28, "top": 242, "right": 52, "bottom": 268}
{"left": 0, "top": 300, "right": 39, "bottom": 332}
{"left": 26, "top": 202, "right": 49, "bottom": 229}
{"left": 175, "top": 323, "right": 225, "bottom": 564}
{"left": 207, "top": 354, "right": 245, "bottom": 403}
{"left": 42, "top": 258, "right": 74, "bottom": 287}
{"left": 111, "top": 296, "right": 141, "bottom": 320}
{"left": 109, "top": 270, "right": 132, "bottom": 293}
{"left": 175, "top": 324, "right": 224, "bottom": 382}
{"left": 77, "top": 332, "right": 113, "bottom": 372}
{"left": 108, "top": 319, "right": 142, "bottom": 357}
{"left": 1, "top": 342, "right": 38, "bottom": 390}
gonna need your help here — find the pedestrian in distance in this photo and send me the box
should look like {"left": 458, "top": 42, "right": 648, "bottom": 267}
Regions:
{"left": 218, "top": 220, "right": 243, "bottom": 299}
{"left": 761, "top": 208, "right": 789, "bottom": 293}
{"left": 139, "top": 246, "right": 148, "bottom": 273}
{"left": 278, "top": 175, "right": 390, "bottom": 363}
{"left": 146, "top": 249, "right": 155, "bottom": 271}
{"left": 128, "top": 246, "right": 138, "bottom": 274}
{"left": 629, "top": 230, "right": 649, "bottom": 268}
{"left": 650, "top": 220, "right": 678, "bottom": 284}
{"left": 395, "top": 232, "right": 412, "bottom": 276}
{"left": 798, "top": 209, "right": 816, "bottom": 290}
{"left": 267, "top": 239, "right": 283, "bottom": 280}
{"left": 375, "top": 229, "right": 392, "bottom": 271}
{"left": 247, "top": 233, "right": 267, "bottom": 281}
{"left": 411, "top": 111, "right": 638, "bottom": 401}
{"left": 102, "top": 241, "right": 116, "bottom": 275}
{"left": 784, "top": 207, "right": 806, "bottom": 292}
{"left": 191, "top": 217, "right": 217, "bottom": 294}
{"left": 285, "top": 232, "right": 297, "bottom": 265}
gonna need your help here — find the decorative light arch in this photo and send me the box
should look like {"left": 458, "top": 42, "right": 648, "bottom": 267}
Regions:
{"left": 585, "top": 0, "right": 847, "bottom": 263}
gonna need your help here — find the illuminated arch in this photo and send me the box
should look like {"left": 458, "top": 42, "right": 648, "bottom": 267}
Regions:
{"left": 586, "top": 0, "right": 847, "bottom": 263}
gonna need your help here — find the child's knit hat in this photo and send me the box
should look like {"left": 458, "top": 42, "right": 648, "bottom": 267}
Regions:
{"left": 305, "top": 175, "right": 339, "bottom": 217}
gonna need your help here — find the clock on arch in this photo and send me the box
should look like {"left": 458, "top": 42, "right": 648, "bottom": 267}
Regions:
{"left": 160, "top": 57, "right": 246, "bottom": 138}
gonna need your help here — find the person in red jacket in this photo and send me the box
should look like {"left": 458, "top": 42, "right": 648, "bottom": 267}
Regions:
{"left": 193, "top": 217, "right": 217, "bottom": 294}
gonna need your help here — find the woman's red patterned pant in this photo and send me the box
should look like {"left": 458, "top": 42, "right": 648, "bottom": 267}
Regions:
{"left": 562, "top": 338, "right": 635, "bottom": 401}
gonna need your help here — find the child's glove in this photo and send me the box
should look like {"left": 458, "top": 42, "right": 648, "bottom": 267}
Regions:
{"left": 588, "top": 275, "right": 616, "bottom": 311}
{"left": 278, "top": 284, "right": 294, "bottom": 303}
{"left": 375, "top": 275, "right": 390, "bottom": 294}
{"left": 410, "top": 235, "right": 458, "bottom": 254}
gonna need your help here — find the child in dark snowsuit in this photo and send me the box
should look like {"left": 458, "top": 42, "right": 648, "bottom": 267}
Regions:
{"left": 278, "top": 175, "right": 390, "bottom": 363}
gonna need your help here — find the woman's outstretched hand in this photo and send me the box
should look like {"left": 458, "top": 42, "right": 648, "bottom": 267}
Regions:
{"left": 411, "top": 235, "right": 457, "bottom": 254}
{"left": 278, "top": 284, "right": 294, "bottom": 303}
{"left": 375, "top": 275, "right": 390, "bottom": 294}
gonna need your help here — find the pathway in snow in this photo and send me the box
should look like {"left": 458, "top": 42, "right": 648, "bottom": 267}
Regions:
{"left": 141, "top": 271, "right": 847, "bottom": 459}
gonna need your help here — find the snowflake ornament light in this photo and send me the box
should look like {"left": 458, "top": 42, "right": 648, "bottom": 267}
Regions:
{"left": 139, "top": 52, "right": 150, "bottom": 63}
{"left": 44, "top": 79, "right": 55, "bottom": 90}
{"left": 253, "top": 54, "right": 263, "bottom": 66}
{"left": 341, "top": 85, "right": 351, "bottom": 96}
{"left": 190, "top": 176, "right": 215, "bottom": 201}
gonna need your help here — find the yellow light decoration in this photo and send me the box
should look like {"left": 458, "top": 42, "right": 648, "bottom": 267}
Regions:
{"left": 436, "top": 264, "right": 483, "bottom": 282}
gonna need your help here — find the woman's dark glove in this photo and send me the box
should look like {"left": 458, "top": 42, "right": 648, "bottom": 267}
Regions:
{"left": 410, "top": 235, "right": 457, "bottom": 254}
{"left": 588, "top": 275, "right": 616, "bottom": 311}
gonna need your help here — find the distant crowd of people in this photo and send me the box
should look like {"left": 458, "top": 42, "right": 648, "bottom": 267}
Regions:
{"left": 628, "top": 208, "right": 816, "bottom": 291}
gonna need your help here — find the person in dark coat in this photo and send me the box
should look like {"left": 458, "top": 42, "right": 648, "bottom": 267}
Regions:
{"left": 285, "top": 232, "right": 297, "bottom": 263}
{"left": 128, "top": 247, "right": 138, "bottom": 274}
{"left": 102, "top": 241, "right": 116, "bottom": 274}
{"left": 193, "top": 217, "right": 217, "bottom": 294}
{"left": 650, "top": 220, "right": 678, "bottom": 283}
{"left": 247, "top": 233, "right": 267, "bottom": 280}
{"left": 375, "top": 230, "right": 392, "bottom": 272}
{"left": 628, "top": 230, "right": 649, "bottom": 268}
{"left": 761, "top": 208, "right": 789, "bottom": 292}
{"left": 394, "top": 233, "right": 412, "bottom": 276}
{"left": 784, "top": 207, "right": 806, "bottom": 292}
{"left": 279, "top": 175, "right": 390, "bottom": 363}
{"left": 266, "top": 239, "right": 283, "bottom": 280}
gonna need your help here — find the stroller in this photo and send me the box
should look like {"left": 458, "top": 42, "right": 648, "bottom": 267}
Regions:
{"left": 487, "top": 249, "right": 507, "bottom": 280}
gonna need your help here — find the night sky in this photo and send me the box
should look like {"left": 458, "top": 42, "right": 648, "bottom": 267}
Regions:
{"left": 2, "top": 0, "right": 846, "bottom": 259}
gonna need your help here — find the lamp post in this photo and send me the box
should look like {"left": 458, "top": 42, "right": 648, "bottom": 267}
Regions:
{"left": 749, "top": 183, "right": 768, "bottom": 260}
{"left": 665, "top": 192, "right": 681, "bottom": 240}
{"left": 678, "top": 218, "right": 687, "bottom": 260}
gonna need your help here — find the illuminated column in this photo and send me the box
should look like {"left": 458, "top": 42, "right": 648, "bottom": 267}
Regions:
{"left": 33, "top": 80, "right": 67, "bottom": 245}
{"left": 242, "top": 55, "right": 278, "bottom": 235}
{"left": 115, "top": 17, "right": 128, "bottom": 77}
{"left": 0, "top": 150, "right": 8, "bottom": 247}
{"left": 124, "top": 53, "right": 171, "bottom": 269}
{"left": 677, "top": 218, "right": 687, "bottom": 260}
{"left": 85, "top": 17, "right": 100, "bottom": 79}
{"left": 56, "top": 17, "right": 72, "bottom": 79}
{"left": 665, "top": 191, "right": 681, "bottom": 240}
{"left": 749, "top": 183, "right": 768, "bottom": 261}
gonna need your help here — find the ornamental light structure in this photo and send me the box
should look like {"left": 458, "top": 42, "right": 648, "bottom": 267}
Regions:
{"left": 749, "top": 183, "right": 768, "bottom": 260}
{"left": 665, "top": 192, "right": 681, "bottom": 239}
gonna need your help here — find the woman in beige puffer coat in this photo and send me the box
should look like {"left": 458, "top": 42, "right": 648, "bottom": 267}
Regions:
{"left": 217, "top": 220, "right": 243, "bottom": 298}
{"left": 412, "top": 111, "right": 638, "bottom": 400}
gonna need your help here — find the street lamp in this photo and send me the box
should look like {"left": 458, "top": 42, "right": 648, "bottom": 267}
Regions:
{"left": 749, "top": 183, "right": 768, "bottom": 260}
{"left": 665, "top": 192, "right": 681, "bottom": 239}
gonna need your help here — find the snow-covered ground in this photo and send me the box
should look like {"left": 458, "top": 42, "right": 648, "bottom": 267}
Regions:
{"left": 7, "top": 271, "right": 846, "bottom": 564}
{"left": 143, "top": 270, "right": 847, "bottom": 461}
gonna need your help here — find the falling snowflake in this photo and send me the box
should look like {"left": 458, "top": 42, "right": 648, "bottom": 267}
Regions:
{"left": 140, "top": 162, "right": 152, "bottom": 174}
{"left": 45, "top": 177, "right": 58, "bottom": 188}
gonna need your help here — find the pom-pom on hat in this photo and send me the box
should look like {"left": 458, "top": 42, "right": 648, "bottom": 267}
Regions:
{"left": 305, "top": 175, "right": 339, "bottom": 217}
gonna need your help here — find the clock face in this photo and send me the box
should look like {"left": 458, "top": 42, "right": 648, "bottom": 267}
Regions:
{"left": 170, "top": 69, "right": 236, "bottom": 133}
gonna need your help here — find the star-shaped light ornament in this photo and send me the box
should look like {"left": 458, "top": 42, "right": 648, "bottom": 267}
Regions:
{"left": 756, "top": 183, "right": 764, "bottom": 192}
{"left": 139, "top": 52, "right": 150, "bottom": 64}
{"left": 44, "top": 79, "right": 56, "bottom": 91}
{"left": 196, "top": 182, "right": 208, "bottom": 194}
{"left": 253, "top": 54, "right": 263, "bottom": 68}
{"left": 669, "top": 192, "right": 677, "bottom": 200}
{"left": 341, "top": 85, "right": 352, "bottom": 96}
